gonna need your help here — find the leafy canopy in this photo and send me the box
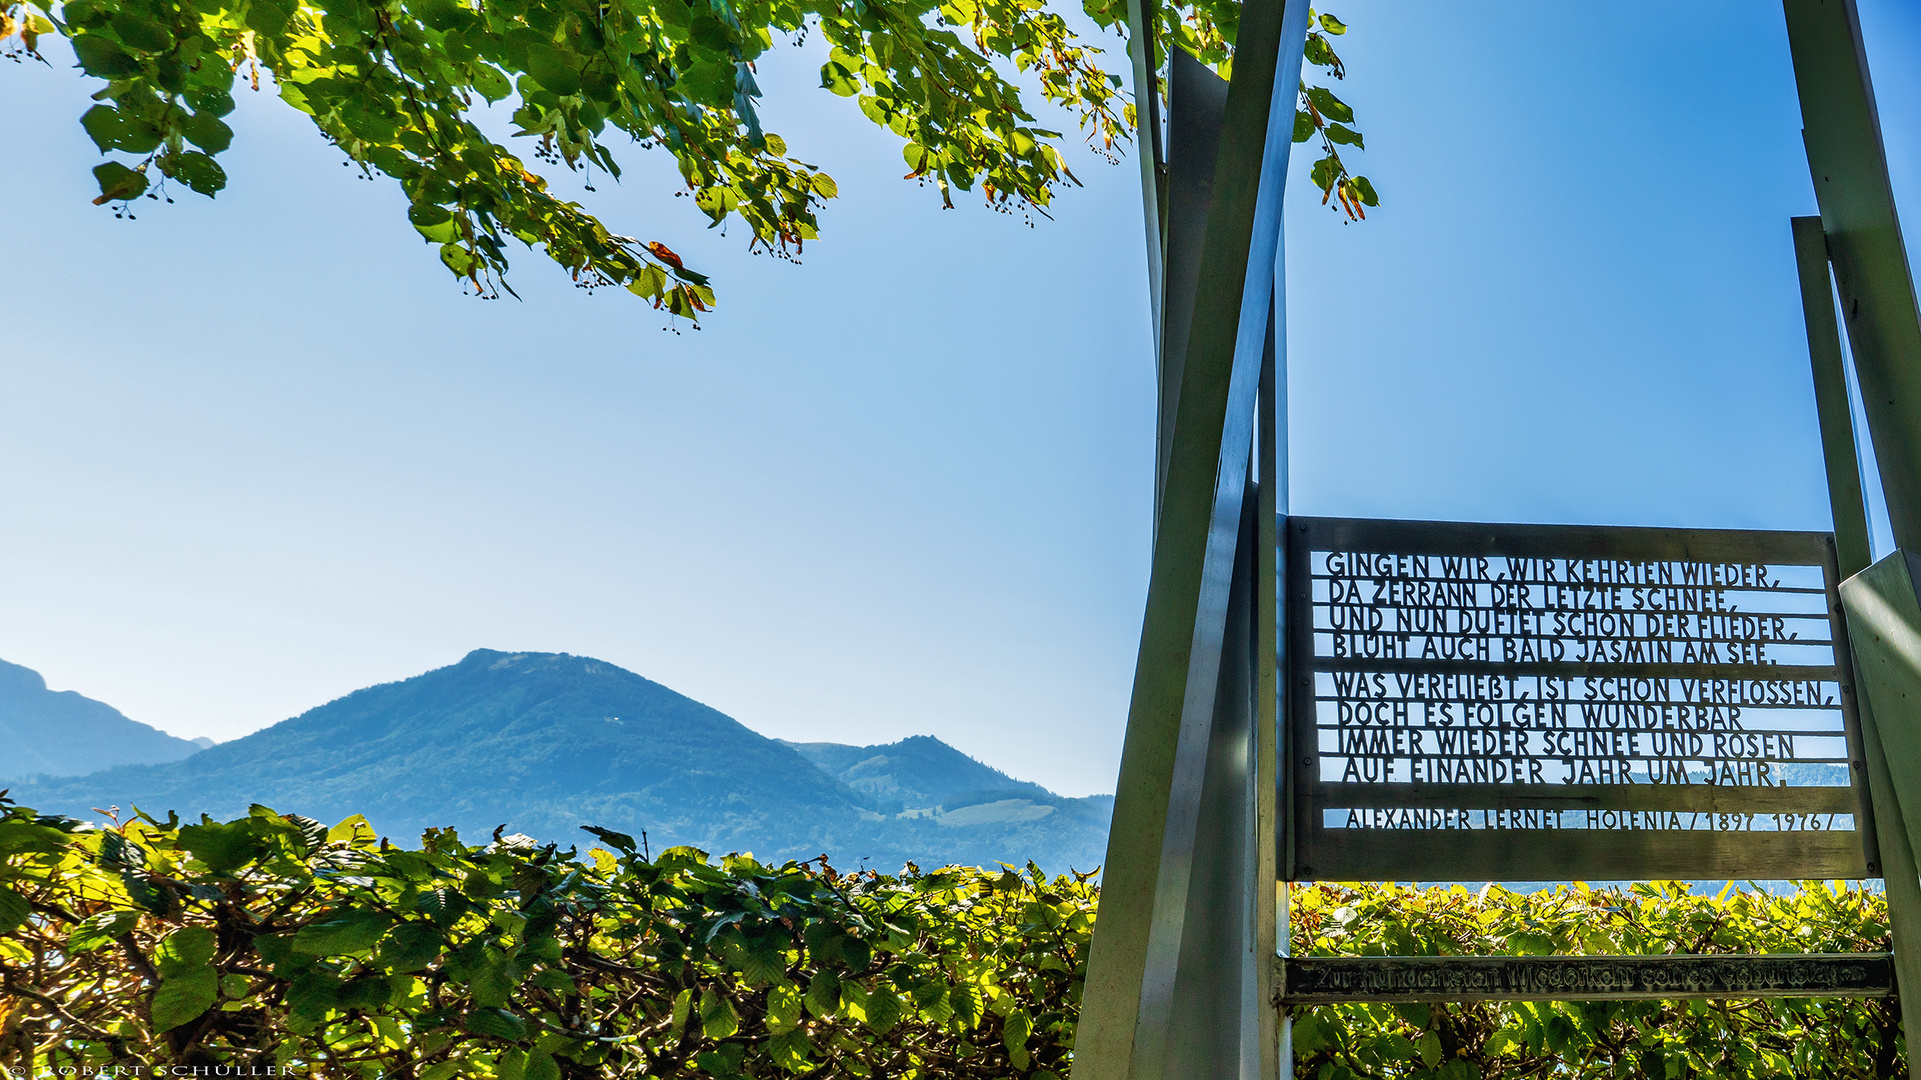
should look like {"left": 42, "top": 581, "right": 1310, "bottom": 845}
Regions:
{"left": 1, "top": 0, "right": 1373, "bottom": 316}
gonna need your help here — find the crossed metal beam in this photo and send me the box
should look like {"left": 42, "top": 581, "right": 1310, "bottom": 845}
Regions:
{"left": 1075, "top": 0, "right": 1306, "bottom": 1078}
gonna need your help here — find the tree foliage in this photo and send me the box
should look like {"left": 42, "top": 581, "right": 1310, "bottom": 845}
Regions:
{"left": 0, "top": 793, "right": 1907, "bottom": 1079}
{"left": 0, "top": 0, "right": 1371, "bottom": 315}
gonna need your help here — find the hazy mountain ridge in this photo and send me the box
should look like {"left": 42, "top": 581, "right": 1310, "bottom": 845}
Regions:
{"left": 783, "top": 734, "right": 1050, "bottom": 812}
{"left": 0, "top": 659, "right": 204, "bottom": 778}
{"left": 8, "top": 650, "right": 1110, "bottom": 873}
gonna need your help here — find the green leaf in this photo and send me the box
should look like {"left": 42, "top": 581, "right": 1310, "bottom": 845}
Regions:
{"left": 0, "top": 885, "right": 29, "bottom": 933}
{"left": 152, "top": 966, "right": 218, "bottom": 1031}
{"left": 0, "top": 820, "right": 72, "bottom": 857}
{"left": 864, "top": 984, "right": 904, "bottom": 1034}
{"left": 417, "top": 887, "right": 471, "bottom": 925}
{"left": 580, "top": 825, "right": 635, "bottom": 852}
{"left": 524, "top": 1049, "right": 559, "bottom": 1080}
{"left": 1417, "top": 1029, "right": 1444, "bottom": 1067}
{"left": 188, "top": 87, "right": 236, "bottom": 117}
{"left": 694, "top": 1047, "right": 746, "bottom": 1078}
{"left": 157, "top": 150, "right": 227, "bottom": 196}
{"left": 410, "top": 202, "right": 458, "bottom": 243}
{"left": 338, "top": 974, "right": 397, "bottom": 1009}
{"left": 156, "top": 926, "right": 217, "bottom": 973}
{"left": 441, "top": 243, "right": 478, "bottom": 276}
{"left": 1309, "top": 156, "right": 1339, "bottom": 194}
{"left": 525, "top": 45, "right": 581, "bottom": 96}
{"left": 293, "top": 910, "right": 392, "bottom": 956}
{"left": 677, "top": 59, "right": 735, "bottom": 107}
{"left": 819, "top": 60, "right": 860, "bottom": 97}
{"left": 287, "top": 970, "right": 342, "bottom": 1018}
{"left": 376, "top": 922, "right": 445, "bottom": 972}
{"left": 805, "top": 969, "right": 841, "bottom": 1018}
{"left": 531, "top": 968, "right": 575, "bottom": 992}
{"left": 1324, "top": 123, "right": 1364, "bottom": 149}
{"left": 1305, "top": 33, "right": 1337, "bottom": 68}
{"left": 466, "top": 1006, "right": 529, "bottom": 1041}
{"left": 1317, "top": 12, "right": 1347, "bottom": 34}
{"left": 720, "top": 932, "right": 786, "bottom": 986}
{"left": 766, "top": 981, "right": 802, "bottom": 1033}
{"left": 470, "top": 64, "right": 513, "bottom": 102}
{"left": 468, "top": 949, "right": 520, "bottom": 1007}
{"left": 181, "top": 112, "right": 236, "bottom": 156}
{"left": 700, "top": 987, "right": 740, "bottom": 1038}
{"left": 71, "top": 33, "right": 141, "bottom": 78}
{"left": 1305, "top": 86, "right": 1354, "bottom": 124}
{"left": 949, "top": 980, "right": 983, "bottom": 1026}
{"left": 1291, "top": 1013, "right": 1329, "bottom": 1055}
{"left": 178, "top": 820, "right": 262, "bottom": 874}
{"left": 768, "top": 1028, "right": 814, "bottom": 1071}
{"left": 1350, "top": 175, "right": 1379, "bottom": 206}
{"left": 67, "top": 909, "right": 139, "bottom": 952}
{"left": 150, "top": 925, "right": 220, "bottom": 1030}
{"left": 326, "top": 814, "right": 378, "bottom": 848}
{"left": 80, "top": 105, "right": 160, "bottom": 153}
{"left": 815, "top": 933, "right": 870, "bottom": 972}
{"left": 496, "top": 1048, "right": 528, "bottom": 1080}
{"left": 91, "top": 161, "right": 149, "bottom": 204}
{"left": 1293, "top": 108, "right": 1315, "bottom": 144}
{"left": 1002, "top": 1005, "right": 1031, "bottom": 1068}
{"left": 688, "top": 13, "right": 731, "bottom": 50}
{"left": 244, "top": 0, "right": 291, "bottom": 35}
{"left": 110, "top": 13, "right": 172, "bottom": 51}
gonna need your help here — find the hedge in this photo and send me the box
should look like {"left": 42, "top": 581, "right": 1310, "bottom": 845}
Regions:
{"left": 0, "top": 795, "right": 1903, "bottom": 1078}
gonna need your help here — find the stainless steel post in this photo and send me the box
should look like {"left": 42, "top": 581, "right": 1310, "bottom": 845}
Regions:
{"left": 1076, "top": 0, "right": 1307, "bottom": 1076}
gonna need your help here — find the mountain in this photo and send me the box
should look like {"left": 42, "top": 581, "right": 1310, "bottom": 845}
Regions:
{"left": 783, "top": 734, "right": 1049, "bottom": 812}
{"left": 9, "top": 650, "right": 1111, "bottom": 873}
{"left": 0, "top": 659, "right": 204, "bottom": 778}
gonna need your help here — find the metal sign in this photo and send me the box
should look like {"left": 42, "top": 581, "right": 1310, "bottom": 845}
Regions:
{"left": 1279, "top": 952, "right": 1895, "bottom": 1004}
{"left": 1285, "top": 517, "right": 1881, "bottom": 882}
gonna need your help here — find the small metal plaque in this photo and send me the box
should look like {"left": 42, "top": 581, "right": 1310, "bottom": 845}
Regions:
{"left": 1278, "top": 952, "right": 1894, "bottom": 1003}
{"left": 1286, "top": 518, "right": 1880, "bottom": 882}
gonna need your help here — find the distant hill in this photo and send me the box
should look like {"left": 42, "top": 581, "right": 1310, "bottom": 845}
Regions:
{"left": 10, "top": 651, "right": 1110, "bottom": 873}
{"left": 0, "top": 659, "right": 204, "bottom": 779}
{"left": 783, "top": 735, "right": 1049, "bottom": 812}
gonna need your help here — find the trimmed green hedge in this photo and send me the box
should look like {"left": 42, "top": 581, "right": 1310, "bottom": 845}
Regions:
{"left": 0, "top": 796, "right": 1904, "bottom": 1078}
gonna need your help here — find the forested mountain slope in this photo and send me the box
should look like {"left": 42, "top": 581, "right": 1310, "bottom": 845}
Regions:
{"left": 10, "top": 650, "right": 1110, "bottom": 872}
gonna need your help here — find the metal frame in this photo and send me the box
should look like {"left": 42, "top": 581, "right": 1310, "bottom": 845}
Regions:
{"left": 1084, "top": 0, "right": 1921, "bottom": 1077}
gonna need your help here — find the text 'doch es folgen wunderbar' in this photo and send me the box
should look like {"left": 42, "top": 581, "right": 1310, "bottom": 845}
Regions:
{"left": 1305, "top": 550, "right": 1853, "bottom": 815}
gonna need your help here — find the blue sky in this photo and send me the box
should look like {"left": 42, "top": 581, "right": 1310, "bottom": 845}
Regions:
{"left": 2, "top": 2, "right": 1917, "bottom": 796}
